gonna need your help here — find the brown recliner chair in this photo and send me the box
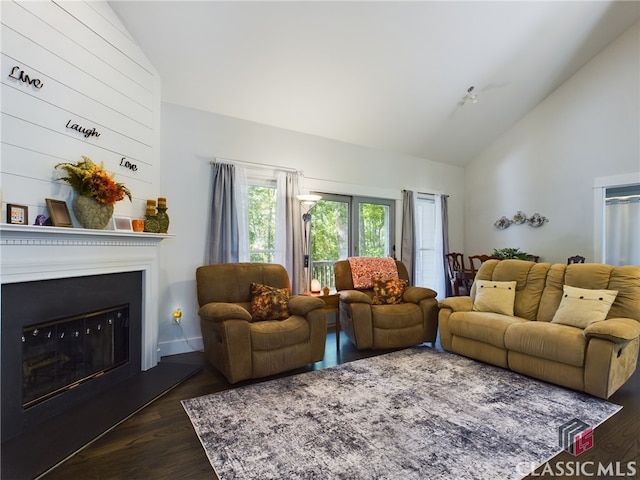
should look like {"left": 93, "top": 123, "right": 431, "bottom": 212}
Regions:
{"left": 334, "top": 259, "right": 439, "bottom": 350}
{"left": 196, "top": 263, "right": 327, "bottom": 383}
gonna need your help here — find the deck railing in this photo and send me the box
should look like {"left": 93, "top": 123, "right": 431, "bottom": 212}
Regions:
{"left": 311, "top": 261, "right": 336, "bottom": 290}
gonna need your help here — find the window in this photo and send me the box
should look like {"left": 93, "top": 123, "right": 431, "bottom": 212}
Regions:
{"left": 248, "top": 185, "right": 277, "bottom": 262}
{"left": 412, "top": 192, "right": 446, "bottom": 298}
{"left": 356, "top": 199, "right": 393, "bottom": 257}
{"left": 310, "top": 194, "right": 395, "bottom": 288}
{"left": 414, "top": 194, "right": 437, "bottom": 288}
{"left": 604, "top": 184, "right": 640, "bottom": 266}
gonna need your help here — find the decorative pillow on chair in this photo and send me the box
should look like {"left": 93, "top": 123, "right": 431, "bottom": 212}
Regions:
{"left": 250, "top": 283, "right": 290, "bottom": 321}
{"left": 551, "top": 285, "right": 618, "bottom": 328}
{"left": 472, "top": 280, "right": 517, "bottom": 315}
{"left": 372, "top": 276, "right": 408, "bottom": 305}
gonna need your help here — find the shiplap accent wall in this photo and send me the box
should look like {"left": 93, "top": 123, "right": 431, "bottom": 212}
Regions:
{"left": 1, "top": 0, "right": 160, "bottom": 223}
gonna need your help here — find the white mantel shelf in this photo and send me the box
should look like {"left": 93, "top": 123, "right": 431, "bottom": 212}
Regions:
{"left": 0, "top": 224, "right": 174, "bottom": 246}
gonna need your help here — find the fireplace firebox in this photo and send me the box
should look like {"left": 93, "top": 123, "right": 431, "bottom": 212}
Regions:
{"left": 22, "top": 304, "right": 130, "bottom": 409}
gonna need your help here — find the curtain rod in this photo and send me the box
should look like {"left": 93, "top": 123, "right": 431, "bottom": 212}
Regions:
{"left": 211, "top": 157, "right": 301, "bottom": 174}
{"left": 404, "top": 189, "right": 449, "bottom": 198}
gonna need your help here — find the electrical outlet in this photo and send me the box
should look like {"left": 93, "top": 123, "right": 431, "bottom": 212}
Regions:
{"left": 172, "top": 308, "right": 182, "bottom": 324}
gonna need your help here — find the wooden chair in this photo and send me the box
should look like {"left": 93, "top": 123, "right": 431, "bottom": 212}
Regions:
{"left": 568, "top": 255, "right": 586, "bottom": 264}
{"left": 468, "top": 254, "right": 501, "bottom": 276}
{"left": 445, "top": 253, "right": 473, "bottom": 296}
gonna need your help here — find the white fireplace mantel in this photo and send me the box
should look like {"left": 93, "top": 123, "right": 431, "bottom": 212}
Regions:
{"left": 0, "top": 224, "right": 171, "bottom": 246}
{"left": 0, "top": 224, "right": 173, "bottom": 370}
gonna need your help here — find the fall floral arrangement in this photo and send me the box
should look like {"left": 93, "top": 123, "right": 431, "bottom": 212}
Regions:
{"left": 55, "top": 156, "right": 131, "bottom": 206}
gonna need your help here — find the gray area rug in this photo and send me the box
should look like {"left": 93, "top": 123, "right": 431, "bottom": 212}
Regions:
{"left": 182, "top": 347, "right": 621, "bottom": 480}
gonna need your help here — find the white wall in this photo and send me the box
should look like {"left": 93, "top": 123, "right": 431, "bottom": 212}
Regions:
{"left": 156, "top": 104, "right": 464, "bottom": 355}
{"left": 0, "top": 0, "right": 161, "bottom": 222}
{"left": 464, "top": 21, "right": 640, "bottom": 265}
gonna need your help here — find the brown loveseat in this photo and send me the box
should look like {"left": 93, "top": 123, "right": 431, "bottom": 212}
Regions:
{"left": 335, "top": 259, "right": 439, "bottom": 350}
{"left": 196, "top": 263, "right": 327, "bottom": 383}
{"left": 439, "top": 260, "right": 640, "bottom": 398}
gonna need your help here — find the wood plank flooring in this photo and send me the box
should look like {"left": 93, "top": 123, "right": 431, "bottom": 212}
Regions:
{"left": 40, "top": 332, "right": 639, "bottom": 480}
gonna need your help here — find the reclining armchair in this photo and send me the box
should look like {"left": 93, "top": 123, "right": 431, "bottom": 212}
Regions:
{"left": 334, "top": 259, "right": 439, "bottom": 350}
{"left": 196, "top": 263, "right": 327, "bottom": 383}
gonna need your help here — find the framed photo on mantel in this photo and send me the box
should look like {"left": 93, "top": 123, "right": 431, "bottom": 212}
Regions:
{"left": 111, "top": 216, "right": 133, "bottom": 232}
{"left": 7, "top": 204, "right": 28, "bottom": 225}
{"left": 45, "top": 198, "right": 73, "bottom": 228}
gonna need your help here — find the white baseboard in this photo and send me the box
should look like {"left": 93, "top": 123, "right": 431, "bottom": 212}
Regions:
{"left": 158, "top": 336, "right": 204, "bottom": 358}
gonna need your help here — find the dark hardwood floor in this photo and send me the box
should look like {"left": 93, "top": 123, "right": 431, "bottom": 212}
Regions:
{"left": 40, "top": 331, "right": 639, "bottom": 480}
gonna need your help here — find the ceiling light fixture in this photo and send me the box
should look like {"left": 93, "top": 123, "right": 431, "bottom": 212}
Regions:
{"left": 461, "top": 86, "right": 478, "bottom": 105}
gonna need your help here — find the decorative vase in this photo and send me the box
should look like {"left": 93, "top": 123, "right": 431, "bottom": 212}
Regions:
{"left": 144, "top": 214, "right": 160, "bottom": 233}
{"left": 156, "top": 197, "right": 169, "bottom": 234}
{"left": 144, "top": 198, "right": 160, "bottom": 233}
{"left": 156, "top": 207, "right": 169, "bottom": 234}
{"left": 72, "top": 195, "right": 113, "bottom": 230}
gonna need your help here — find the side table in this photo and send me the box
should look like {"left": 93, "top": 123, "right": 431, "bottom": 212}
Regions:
{"left": 304, "top": 291, "right": 341, "bottom": 351}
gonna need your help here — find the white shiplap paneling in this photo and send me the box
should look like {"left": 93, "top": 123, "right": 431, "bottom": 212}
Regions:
{"left": 2, "top": 21, "right": 153, "bottom": 125}
{"left": 0, "top": 0, "right": 159, "bottom": 223}
{"left": 2, "top": 84, "right": 153, "bottom": 163}
{"left": 7, "top": 2, "right": 153, "bottom": 107}
{"left": 1, "top": 54, "right": 153, "bottom": 144}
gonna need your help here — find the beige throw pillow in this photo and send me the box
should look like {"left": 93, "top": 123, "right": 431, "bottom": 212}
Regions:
{"left": 472, "top": 280, "right": 517, "bottom": 316}
{"left": 551, "top": 285, "right": 618, "bottom": 329}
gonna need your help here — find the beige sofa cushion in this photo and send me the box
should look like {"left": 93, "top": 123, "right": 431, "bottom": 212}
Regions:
{"left": 551, "top": 285, "right": 618, "bottom": 328}
{"left": 472, "top": 260, "right": 550, "bottom": 321}
{"left": 607, "top": 265, "right": 640, "bottom": 321}
{"left": 537, "top": 264, "right": 567, "bottom": 322}
{"left": 538, "top": 264, "right": 640, "bottom": 323}
{"left": 505, "top": 322, "right": 587, "bottom": 367}
{"left": 449, "top": 311, "right": 526, "bottom": 349}
{"left": 472, "top": 280, "right": 516, "bottom": 315}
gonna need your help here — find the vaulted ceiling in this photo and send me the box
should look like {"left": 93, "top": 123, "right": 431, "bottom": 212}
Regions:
{"left": 110, "top": 1, "right": 639, "bottom": 167}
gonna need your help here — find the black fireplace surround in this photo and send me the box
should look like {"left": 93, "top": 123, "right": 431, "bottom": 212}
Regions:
{"left": 1, "top": 271, "right": 142, "bottom": 442}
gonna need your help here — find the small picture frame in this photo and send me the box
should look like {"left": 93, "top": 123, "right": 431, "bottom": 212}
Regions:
{"left": 45, "top": 198, "right": 73, "bottom": 227}
{"left": 7, "top": 204, "right": 28, "bottom": 225}
{"left": 112, "top": 216, "right": 132, "bottom": 232}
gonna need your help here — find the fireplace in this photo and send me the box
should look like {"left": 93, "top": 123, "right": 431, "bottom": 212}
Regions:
{"left": 0, "top": 224, "right": 168, "bottom": 444}
{"left": 2, "top": 271, "right": 142, "bottom": 441}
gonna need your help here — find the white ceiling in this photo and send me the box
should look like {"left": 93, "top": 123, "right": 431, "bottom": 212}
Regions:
{"left": 109, "top": 1, "right": 639, "bottom": 167}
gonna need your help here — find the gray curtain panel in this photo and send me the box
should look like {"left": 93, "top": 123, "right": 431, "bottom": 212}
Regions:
{"left": 401, "top": 189, "right": 416, "bottom": 285}
{"left": 208, "top": 163, "right": 239, "bottom": 264}
{"left": 280, "top": 172, "right": 305, "bottom": 294}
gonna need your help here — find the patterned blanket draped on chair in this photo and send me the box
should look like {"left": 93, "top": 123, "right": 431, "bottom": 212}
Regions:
{"left": 347, "top": 257, "right": 399, "bottom": 289}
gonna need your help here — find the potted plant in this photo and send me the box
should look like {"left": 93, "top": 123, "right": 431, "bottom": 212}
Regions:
{"left": 55, "top": 156, "right": 131, "bottom": 229}
{"left": 492, "top": 247, "right": 531, "bottom": 260}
